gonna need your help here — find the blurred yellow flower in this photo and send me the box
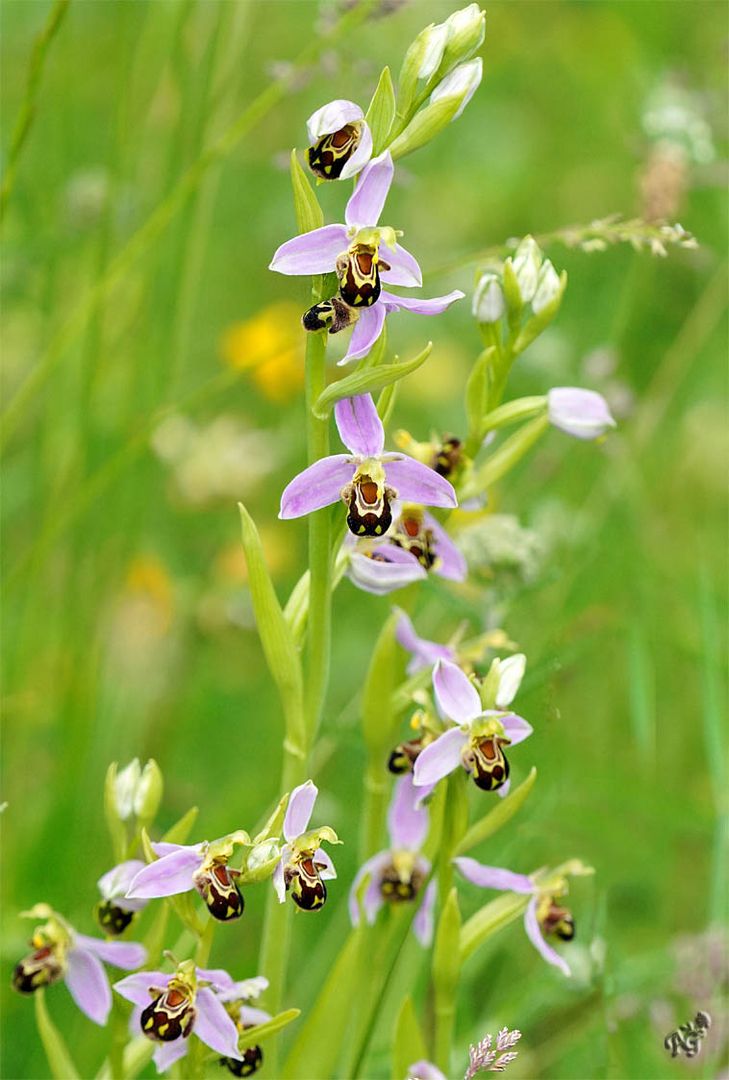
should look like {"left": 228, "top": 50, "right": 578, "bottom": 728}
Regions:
{"left": 221, "top": 302, "right": 304, "bottom": 402}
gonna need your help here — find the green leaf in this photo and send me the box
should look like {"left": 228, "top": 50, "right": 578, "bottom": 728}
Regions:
{"left": 391, "top": 996, "right": 427, "bottom": 1080}
{"left": 162, "top": 805, "right": 199, "bottom": 845}
{"left": 313, "top": 342, "right": 432, "bottom": 419}
{"left": 389, "top": 98, "right": 459, "bottom": 160}
{"left": 433, "top": 887, "right": 462, "bottom": 998}
{"left": 239, "top": 502, "right": 306, "bottom": 754}
{"left": 238, "top": 1009, "right": 300, "bottom": 1051}
{"left": 282, "top": 927, "right": 364, "bottom": 1079}
{"left": 460, "top": 891, "right": 531, "bottom": 963}
{"left": 290, "top": 150, "right": 323, "bottom": 234}
{"left": 361, "top": 613, "right": 401, "bottom": 757}
{"left": 35, "top": 991, "right": 80, "bottom": 1080}
{"left": 455, "top": 767, "right": 538, "bottom": 855}
{"left": 365, "top": 67, "right": 396, "bottom": 154}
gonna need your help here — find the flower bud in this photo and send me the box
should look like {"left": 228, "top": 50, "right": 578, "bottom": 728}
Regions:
{"left": 547, "top": 388, "right": 616, "bottom": 440}
{"left": 441, "top": 4, "right": 486, "bottom": 71}
{"left": 512, "top": 236, "right": 542, "bottom": 303}
{"left": 429, "top": 57, "right": 483, "bottom": 121}
{"left": 134, "top": 759, "right": 163, "bottom": 821}
{"left": 532, "top": 259, "right": 562, "bottom": 315}
{"left": 472, "top": 273, "right": 505, "bottom": 323}
{"left": 113, "top": 759, "right": 141, "bottom": 822}
{"left": 417, "top": 23, "right": 449, "bottom": 80}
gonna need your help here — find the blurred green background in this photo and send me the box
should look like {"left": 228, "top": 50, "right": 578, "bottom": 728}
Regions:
{"left": 2, "top": 1, "right": 727, "bottom": 1077}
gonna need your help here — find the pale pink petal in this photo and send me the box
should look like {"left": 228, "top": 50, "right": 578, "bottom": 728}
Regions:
{"left": 279, "top": 455, "right": 354, "bottom": 519}
{"left": 65, "top": 947, "right": 111, "bottom": 1025}
{"left": 432, "top": 659, "right": 482, "bottom": 725}
{"left": 387, "top": 775, "right": 429, "bottom": 851}
{"left": 269, "top": 224, "right": 348, "bottom": 276}
{"left": 495, "top": 654, "right": 526, "bottom": 707}
{"left": 97, "top": 860, "right": 146, "bottom": 900}
{"left": 75, "top": 934, "right": 146, "bottom": 970}
{"left": 379, "top": 244, "right": 422, "bottom": 288}
{"left": 413, "top": 878, "right": 437, "bottom": 947}
{"left": 524, "top": 896, "right": 571, "bottom": 976}
{"left": 423, "top": 513, "right": 467, "bottom": 581}
{"left": 383, "top": 457, "right": 457, "bottom": 509}
{"left": 284, "top": 780, "right": 318, "bottom": 840}
{"left": 340, "top": 123, "right": 373, "bottom": 180}
{"left": 453, "top": 858, "right": 533, "bottom": 894}
{"left": 126, "top": 847, "right": 203, "bottom": 899}
{"left": 196, "top": 987, "right": 243, "bottom": 1059}
{"left": 412, "top": 727, "right": 468, "bottom": 787}
{"left": 154, "top": 1040, "right": 189, "bottom": 1073}
{"left": 196, "top": 967, "right": 236, "bottom": 992}
{"left": 334, "top": 394, "right": 384, "bottom": 457}
{"left": 547, "top": 387, "right": 616, "bottom": 441}
{"left": 497, "top": 777, "right": 511, "bottom": 799}
{"left": 307, "top": 99, "right": 364, "bottom": 142}
{"left": 240, "top": 1005, "right": 272, "bottom": 1027}
{"left": 347, "top": 546, "right": 426, "bottom": 595}
{"left": 409, "top": 1059, "right": 447, "bottom": 1080}
{"left": 339, "top": 303, "right": 386, "bottom": 365}
{"left": 501, "top": 712, "right": 533, "bottom": 746}
{"left": 272, "top": 857, "right": 287, "bottom": 904}
{"left": 379, "top": 288, "right": 464, "bottom": 313}
{"left": 113, "top": 971, "right": 171, "bottom": 1007}
{"left": 345, "top": 151, "right": 393, "bottom": 227}
{"left": 315, "top": 847, "right": 337, "bottom": 880}
{"left": 394, "top": 608, "right": 455, "bottom": 674}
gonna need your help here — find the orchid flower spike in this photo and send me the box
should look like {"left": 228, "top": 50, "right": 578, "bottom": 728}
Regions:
{"left": 280, "top": 394, "right": 457, "bottom": 538}
{"left": 453, "top": 858, "right": 593, "bottom": 977}
{"left": 272, "top": 780, "right": 340, "bottom": 911}
{"left": 412, "top": 659, "right": 532, "bottom": 796}
{"left": 126, "top": 830, "right": 251, "bottom": 922}
{"left": 270, "top": 152, "right": 463, "bottom": 364}
{"left": 114, "top": 962, "right": 255, "bottom": 1072}
{"left": 306, "top": 98, "right": 373, "bottom": 181}
{"left": 349, "top": 775, "right": 436, "bottom": 947}
{"left": 96, "top": 859, "right": 148, "bottom": 936}
{"left": 12, "top": 904, "right": 146, "bottom": 1026}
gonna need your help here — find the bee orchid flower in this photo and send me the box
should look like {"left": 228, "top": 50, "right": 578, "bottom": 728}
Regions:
{"left": 272, "top": 780, "right": 340, "bottom": 911}
{"left": 270, "top": 151, "right": 463, "bottom": 364}
{"left": 96, "top": 859, "right": 149, "bottom": 936}
{"left": 453, "top": 858, "right": 593, "bottom": 977}
{"left": 349, "top": 775, "right": 436, "bottom": 946}
{"left": 306, "top": 98, "right": 373, "bottom": 181}
{"left": 126, "top": 830, "right": 251, "bottom": 922}
{"left": 12, "top": 905, "right": 146, "bottom": 1026}
{"left": 412, "top": 659, "right": 532, "bottom": 795}
{"left": 280, "top": 394, "right": 457, "bottom": 537}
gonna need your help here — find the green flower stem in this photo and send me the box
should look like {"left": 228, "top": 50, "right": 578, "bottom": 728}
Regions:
{"left": 194, "top": 916, "right": 214, "bottom": 968}
{"left": 434, "top": 998, "right": 456, "bottom": 1074}
{"left": 360, "top": 762, "right": 389, "bottom": 860}
{"left": 480, "top": 395, "right": 547, "bottom": 435}
{"left": 433, "top": 777, "right": 467, "bottom": 1071}
{"left": 303, "top": 327, "right": 332, "bottom": 744}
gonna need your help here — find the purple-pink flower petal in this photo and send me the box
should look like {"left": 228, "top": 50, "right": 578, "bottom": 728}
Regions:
{"left": 394, "top": 609, "right": 454, "bottom": 673}
{"left": 379, "top": 244, "right": 423, "bottom": 288}
{"left": 126, "top": 847, "right": 203, "bottom": 900}
{"left": 453, "top": 858, "right": 534, "bottom": 894}
{"left": 501, "top": 712, "right": 533, "bottom": 746}
{"left": 345, "top": 152, "right": 393, "bottom": 228}
{"left": 340, "top": 302, "right": 386, "bottom": 365}
{"left": 315, "top": 847, "right": 337, "bottom": 880}
{"left": 347, "top": 545, "right": 426, "bottom": 595}
{"left": 348, "top": 850, "right": 391, "bottom": 927}
{"left": 65, "top": 946, "right": 111, "bottom": 1025}
{"left": 269, "top": 224, "right": 348, "bottom": 276}
{"left": 412, "top": 727, "right": 468, "bottom": 787}
{"left": 195, "top": 986, "right": 243, "bottom": 1059}
{"left": 524, "top": 896, "right": 571, "bottom": 976}
{"left": 334, "top": 394, "right": 385, "bottom": 457}
{"left": 413, "top": 878, "right": 437, "bottom": 947}
{"left": 154, "top": 1039, "right": 189, "bottom": 1073}
{"left": 409, "top": 1059, "right": 447, "bottom": 1080}
{"left": 432, "top": 659, "right": 482, "bottom": 725}
{"left": 307, "top": 99, "right": 363, "bottom": 142}
{"left": 380, "top": 288, "right": 464, "bottom": 314}
{"left": 388, "top": 775, "right": 429, "bottom": 851}
{"left": 272, "top": 857, "right": 286, "bottom": 904}
{"left": 114, "top": 971, "right": 171, "bottom": 1007}
{"left": 196, "top": 967, "right": 236, "bottom": 992}
{"left": 284, "top": 780, "right": 318, "bottom": 840}
{"left": 547, "top": 387, "right": 616, "bottom": 441}
{"left": 279, "top": 455, "right": 354, "bottom": 519}
{"left": 424, "top": 512, "right": 467, "bottom": 581}
{"left": 383, "top": 457, "right": 457, "bottom": 509}
{"left": 241, "top": 1005, "right": 273, "bottom": 1027}
{"left": 75, "top": 934, "right": 146, "bottom": 970}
